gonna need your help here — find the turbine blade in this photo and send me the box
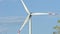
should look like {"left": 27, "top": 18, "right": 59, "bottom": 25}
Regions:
{"left": 48, "top": 12, "right": 56, "bottom": 16}
{"left": 31, "top": 12, "right": 57, "bottom": 16}
{"left": 31, "top": 13, "right": 49, "bottom": 16}
{"left": 21, "top": 0, "right": 30, "bottom": 14}
{"left": 20, "top": 15, "right": 30, "bottom": 31}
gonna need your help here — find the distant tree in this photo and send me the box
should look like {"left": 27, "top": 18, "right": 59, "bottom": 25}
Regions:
{"left": 53, "top": 25, "right": 60, "bottom": 30}
{"left": 53, "top": 32, "right": 56, "bottom": 34}
{"left": 58, "top": 20, "right": 60, "bottom": 23}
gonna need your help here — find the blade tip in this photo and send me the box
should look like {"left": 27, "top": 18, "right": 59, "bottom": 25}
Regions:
{"left": 48, "top": 12, "right": 57, "bottom": 15}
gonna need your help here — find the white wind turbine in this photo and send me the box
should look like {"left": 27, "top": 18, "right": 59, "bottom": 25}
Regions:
{"left": 19, "top": 0, "right": 57, "bottom": 34}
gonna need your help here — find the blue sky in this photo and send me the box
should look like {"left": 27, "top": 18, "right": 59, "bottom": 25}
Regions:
{"left": 0, "top": 0, "right": 60, "bottom": 34}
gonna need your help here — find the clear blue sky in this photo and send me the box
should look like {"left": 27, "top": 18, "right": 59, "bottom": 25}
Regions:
{"left": 0, "top": 0, "right": 60, "bottom": 34}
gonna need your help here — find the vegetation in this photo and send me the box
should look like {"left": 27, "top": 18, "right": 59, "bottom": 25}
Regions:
{"left": 58, "top": 20, "right": 60, "bottom": 23}
{"left": 53, "top": 25, "right": 60, "bottom": 31}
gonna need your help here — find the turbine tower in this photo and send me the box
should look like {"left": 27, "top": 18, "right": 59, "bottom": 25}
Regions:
{"left": 19, "top": 0, "right": 57, "bottom": 34}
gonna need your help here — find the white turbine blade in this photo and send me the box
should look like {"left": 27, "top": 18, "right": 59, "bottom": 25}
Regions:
{"left": 20, "top": 15, "right": 30, "bottom": 31}
{"left": 29, "top": 18, "right": 32, "bottom": 34}
{"left": 21, "top": 0, "right": 30, "bottom": 14}
{"left": 48, "top": 12, "right": 56, "bottom": 16}
{"left": 31, "top": 13, "right": 49, "bottom": 16}
{"left": 31, "top": 12, "right": 56, "bottom": 16}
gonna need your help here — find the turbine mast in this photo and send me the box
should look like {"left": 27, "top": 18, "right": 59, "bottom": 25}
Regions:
{"left": 29, "top": 18, "right": 32, "bottom": 34}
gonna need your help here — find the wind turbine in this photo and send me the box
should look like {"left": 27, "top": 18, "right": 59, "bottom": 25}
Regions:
{"left": 19, "top": 0, "right": 57, "bottom": 34}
